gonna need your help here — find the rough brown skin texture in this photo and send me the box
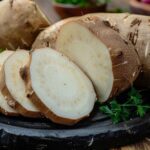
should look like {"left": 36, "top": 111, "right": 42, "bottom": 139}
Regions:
{"left": 32, "top": 13, "right": 150, "bottom": 88}
{"left": 22, "top": 58, "right": 85, "bottom": 126}
{"left": 87, "top": 13, "right": 150, "bottom": 88}
{"left": 32, "top": 16, "right": 141, "bottom": 101}
{"left": 0, "top": 0, "right": 50, "bottom": 50}
{"left": 28, "top": 90, "right": 84, "bottom": 125}
{"left": 1, "top": 59, "right": 41, "bottom": 118}
{"left": 2, "top": 85, "right": 41, "bottom": 118}
{"left": 0, "top": 107, "right": 18, "bottom": 116}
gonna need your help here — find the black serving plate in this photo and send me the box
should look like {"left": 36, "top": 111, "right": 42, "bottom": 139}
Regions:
{"left": 0, "top": 90, "right": 149, "bottom": 150}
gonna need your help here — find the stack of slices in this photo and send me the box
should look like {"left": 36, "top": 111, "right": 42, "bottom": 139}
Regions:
{"left": 0, "top": 48, "right": 96, "bottom": 125}
{"left": 0, "top": 17, "right": 140, "bottom": 125}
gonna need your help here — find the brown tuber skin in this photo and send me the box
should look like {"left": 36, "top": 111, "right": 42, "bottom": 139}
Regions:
{"left": 32, "top": 13, "right": 150, "bottom": 89}
{"left": 87, "top": 13, "right": 150, "bottom": 88}
{"left": 32, "top": 16, "right": 141, "bottom": 102}
{"left": 0, "top": 0, "right": 50, "bottom": 50}
{"left": 2, "top": 85, "right": 41, "bottom": 118}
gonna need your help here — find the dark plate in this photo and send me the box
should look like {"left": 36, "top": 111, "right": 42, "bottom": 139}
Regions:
{"left": 0, "top": 90, "right": 149, "bottom": 150}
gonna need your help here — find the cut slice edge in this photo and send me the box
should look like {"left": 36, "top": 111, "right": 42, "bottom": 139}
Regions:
{"left": 0, "top": 91, "right": 18, "bottom": 116}
{"left": 55, "top": 18, "right": 140, "bottom": 103}
{"left": 0, "top": 50, "right": 18, "bottom": 115}
{"left": 2, "top": 50, "right": 41, "bottom": 118}
{"left": 56, "top": 21, "right": 114, "bottom": 102}
{"left": 28, "top": 48, "right": 96, "bottom": 125}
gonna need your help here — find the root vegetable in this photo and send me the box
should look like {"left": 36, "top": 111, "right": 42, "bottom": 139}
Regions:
{"left": 27, "top": 48, "right": 96, "bottom": 125}
{"left": 2, "top": 50, "right": 40, "bottom": 117}
{"left": 87, "top": 13, "right": 150, "bottom": 88}
{"left": 0, "top": 0, "right": 50, "bottom": 50}
{"left": 33, "top": 13, "right": 150, "bottom": 88}
{"left": 32, "top": 16, "right": 141, "bottom": 103}
{"left": 0, "top": 51, "right": 18, "bottom": 116}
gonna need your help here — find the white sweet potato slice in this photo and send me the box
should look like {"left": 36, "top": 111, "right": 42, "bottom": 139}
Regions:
{"left": 0, "top": 51, "right": 18, "bottom": 116}
{"left": 32, "top": 17, "right": 79, "bottom": 50}
{"left": 32, "top": 16, "right": 141, "bottom": 102}
{"left": 0, "top": 51, "right": 14, "bottom": 89}
{"left": 2, "top": 50, "right": 40, "bottom": 117}
{"left": 32, "top": 14, "right": 150, "bottom": 89}
{"left": 28, "top": 48, "right": 96, "bottom": 125}
{"left": 0, "top": 92, "right": 18, "bottom": 116}
{"left": 55, "top": 17, "right": 141, "bottom": 102}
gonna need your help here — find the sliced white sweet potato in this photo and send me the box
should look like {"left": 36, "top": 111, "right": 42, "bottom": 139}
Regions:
{"left": 32, "top": 17, "right": 78, "bottom": 50}
{"left": 47, "top": 16, "right": 141, "bottom": 102}
{"left": 0, "top": 51, "right": 14, "bottom": 89}
{"left": 0, "top": 51, "right": 18, "bottom": 116}
{"left": 27, "top": 48, "right": 96, "bottom": 125}
{"left": 0, "top": 92, "right": 18, "bottom": 116}
{"left": 2, "top": 50, "right": 40, "bottom": 117}
{"left": 32, "top": 16, "right": 141, "bottom": 102}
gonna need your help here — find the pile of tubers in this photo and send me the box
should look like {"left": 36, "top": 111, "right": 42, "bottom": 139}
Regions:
{"left": 0, "top": 0, "right": 149, "bottom": 125}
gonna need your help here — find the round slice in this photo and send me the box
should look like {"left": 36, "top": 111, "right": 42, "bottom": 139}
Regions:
{"left": 32, "top": 16, "right": 141, "bottom": 103}
{"left": 2, "top": 50, "right": 40, "bottom": 118}
{"left": 0, "top": 50, "right": 18, "bottom": 116}
{"left": 56, "top": 17, "right": 141, "bottom": 102}
{"left": 28, "top": 48, "right": 96, "bottom": 125}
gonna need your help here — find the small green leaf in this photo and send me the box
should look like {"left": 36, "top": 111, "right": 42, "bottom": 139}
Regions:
{"left": 121, "top": 107, "right": 130, "bottom": 121}
{"left": 0, "top": 48, "right": 4, "bottom": 53}
{"left": 137, "top": 106, "right": 146, "bottom": 117}
{"left": 130, "top": 96, "right": 142, "bottom": 105}
{"left": 111, "top": 114, "right": 121, "bottom": 124}
{"left": 96, "top": 0, "right": 111, "bottom": 4}
{"left": 100, "top": 106, "right": 113, "bottom": 115}
{"left": 110, "top": 100, "right": 121, "bottom": 111}
{"left": 54, "top": 0, "right": 111, "bottom": 6}
{"left": 128, "top": 87, "right": 142, "bottom": 99}
{"left": 99, "top": 87, "right": 150, "bottom": 124}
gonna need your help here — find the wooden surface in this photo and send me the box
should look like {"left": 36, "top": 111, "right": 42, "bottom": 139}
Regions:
{"left": 35, "top": 1, "right": 150, "bottom": 150}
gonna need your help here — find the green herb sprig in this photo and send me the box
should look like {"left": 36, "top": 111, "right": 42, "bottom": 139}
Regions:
{"left": 54, "top": 0, "right": 111, "bottom": 7}
{"left": 99, "top": 87, "right": 150, "bottom": 124}
{"left": 0, "top": 48, "right": 4, "bottom": 53}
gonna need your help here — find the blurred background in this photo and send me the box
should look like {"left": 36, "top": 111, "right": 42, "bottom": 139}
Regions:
{"left": 36, "top": 0, "right": 150, "bottom": 22}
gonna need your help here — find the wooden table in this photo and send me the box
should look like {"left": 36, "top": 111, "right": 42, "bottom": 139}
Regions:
{"left": 35, "top": 0, "right": 150, "bottom": 149}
